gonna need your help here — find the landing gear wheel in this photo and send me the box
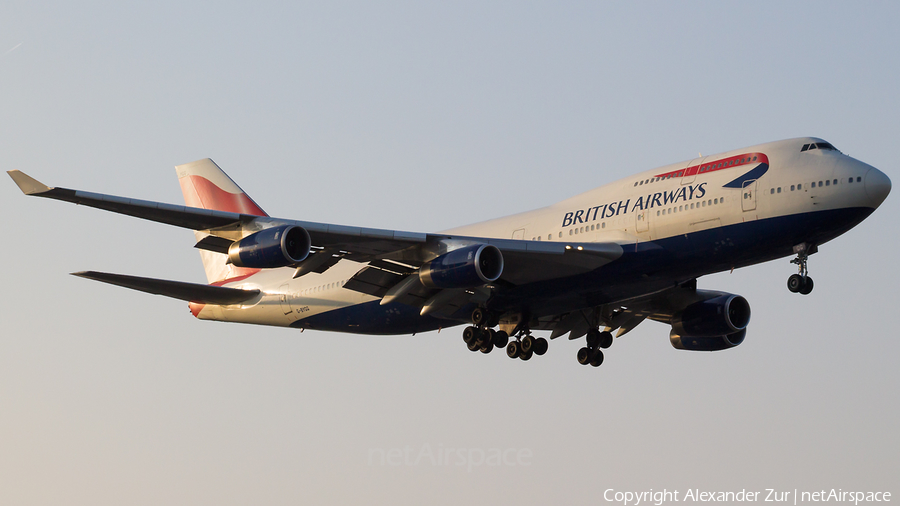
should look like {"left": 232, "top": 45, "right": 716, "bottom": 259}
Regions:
{"left": 520, "top": 335, "right": 535, "bottom": 354}
{"left": 506, "top": 341, "right": 521, "bottom": 359}
{"left": 787, "top": 274, "right": 803, "bottom": 293}
{"left": 597, "top": 331, "right": 613, "bottom": 349}
{"left": 799, "top": 276, "right": 814, "bottom": 295}
{"left": 519, "top": 349, "right": 533, "bottom": 361}
{"left": 589, "top": 350, "right": 604, "bottom": 367}
{"left": 471, "top": 308, "right": 489, "bottom": 327}
{"left": 463, "top": 326, "right": 479, "bottom": 344}
{"left": 577, "top": 347, "right": 591, "bottom": 365}
{"left": 533, "top": 337, "right": 548, "bottom": 356}
{"left": 467, "top": 339, "right": 480, "bottom": 352}
{"left": 492, "top": 330, "right": 509, "bottom": 348}
{"left": 479, "top": 341, "right": 494, "bottom": 354}
{"left": 586, "top": 329, "right": 601, "bottom": 348}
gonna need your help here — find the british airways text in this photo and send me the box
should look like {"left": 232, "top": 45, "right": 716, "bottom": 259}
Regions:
{"left": 561, "top": 183, "right": 708, "bottom": 227}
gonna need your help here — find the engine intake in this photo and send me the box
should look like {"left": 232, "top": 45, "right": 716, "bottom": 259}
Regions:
{"left": 227, "top": 225, "right": 311, "bottom": 268}
{"left": 419, "top": 244, "right": 504, "bottom": 289}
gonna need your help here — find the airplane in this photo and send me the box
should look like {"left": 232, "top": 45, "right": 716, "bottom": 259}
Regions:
{"left": 7, "top": 137, "right": 891, "bottom": 368}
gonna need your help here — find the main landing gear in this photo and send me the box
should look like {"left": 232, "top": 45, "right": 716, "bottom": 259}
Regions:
{"left": 462, "top": 308, "right": 548, "bottom": 361}
{"left": 787, "top": 245, "right": 816, "bottom": 295}
{"left": 577, "top": 328, "right": 613, "bottom": 367}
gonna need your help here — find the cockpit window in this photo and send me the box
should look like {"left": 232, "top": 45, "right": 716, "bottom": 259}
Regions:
{"left": 801, "top": 141, "right": 840, "bottom": 153}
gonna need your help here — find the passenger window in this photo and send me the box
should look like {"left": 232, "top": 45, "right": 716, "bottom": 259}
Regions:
{"left": 602, "top": 222, "right": 606, "bottom": 228}
{"left": 777, "top": 187, "right": 781, "bottom": 193}
{"left": 825, "top": 180, "right": 830, "bottom": 186}
{"left": 833, "top": 179, "right": 838, "bottom": 185}
{"left": 770, "top": 188, "right": 775, "bottom": 194}
{"left": 559, "top": 232, "right": 562, "bottom": 238}
{"left": 791, "top": 185, "right": 795, "bottom": 191}
{"left": 569, "top": 230, "right": 573, "bottom": 236}
{"left": 857, "top": 177, "right": 862, "bottom": 182}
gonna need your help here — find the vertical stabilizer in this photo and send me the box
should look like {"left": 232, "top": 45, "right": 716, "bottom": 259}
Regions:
{"left": 175, "top": 159, "right": 267, "bottom": 283}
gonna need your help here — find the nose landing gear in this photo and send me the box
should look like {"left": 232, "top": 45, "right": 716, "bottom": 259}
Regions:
{"left": 787, "top": 243, "right": 816, "bottom": 295}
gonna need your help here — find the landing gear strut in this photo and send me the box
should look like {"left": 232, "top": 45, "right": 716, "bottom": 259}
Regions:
{"left": 787, "top": 244, "right": 816, "bottom": 295}
{"left": 578, "top": 328, "right": 612, "bottom": 367}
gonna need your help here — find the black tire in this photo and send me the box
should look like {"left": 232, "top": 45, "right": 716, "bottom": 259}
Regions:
{"left": 492, "top": 330, "right": 509, "bottom": 348}
{"left": 589, "top": 349, "right": 604, "bottom": 367}
{"left": 519, "top": 350, "right": 533, "bottom": 361}
{"left": 799, "top": 276, "right": 814, "bottom": 295}
{"left": 472, "top": 307, "right": 488, "bottom": 326}
{"left": 480, "top": 341, "right": 494, "bottom": 354}
{"left": 463, "top": 326, "right": 478, "bottom": 344}
{"left": 521, "top": 335, "right": 535, "bottom": 353}
{"left": 598, "top": 331, "right": 613, "bottom": 349}
{"left": 787, "top": 274, "right": 803, "bottom": 293}
{"left": 533, "top": 337, "right": 548, "bottom": 356}
{"left": 577, "top": 347, "right": 591, "bottom": 365}
{"left": 586, "top": 329, "right": 601, "bottom": 348}
{"left": 506, "top": 341, "right": 521, "bottom": 359}
{"left": 467, "top": 339, "right": 480, "bottom": 351}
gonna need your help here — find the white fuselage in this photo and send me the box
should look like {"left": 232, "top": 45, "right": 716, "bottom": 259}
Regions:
{"left": 196, "top": 137, "right": 888, "bottom": 331}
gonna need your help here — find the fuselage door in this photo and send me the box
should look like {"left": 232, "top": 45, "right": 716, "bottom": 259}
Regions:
{"left": 512, "top": 228, "right": 525, "bottom": 240}
{"left": 279, "top": 283, "right": 293, "bottom": 316}
{"left": 636, "top": 209, "right": 649, "bottom": 233}
{"left": 742, "top": 180, "right": 758, "bottom": 212}
{"left": 681, "top": 157, "right": 707, "bottom": 185}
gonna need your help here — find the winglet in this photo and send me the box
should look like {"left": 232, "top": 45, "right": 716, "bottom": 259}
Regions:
{"left": 7, "top": 170, "right": 52, "bottom": 195}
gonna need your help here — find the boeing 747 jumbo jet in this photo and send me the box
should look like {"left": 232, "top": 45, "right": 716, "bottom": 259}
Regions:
{"left": 7, "top": 137, "right": 891, "bottom": 367}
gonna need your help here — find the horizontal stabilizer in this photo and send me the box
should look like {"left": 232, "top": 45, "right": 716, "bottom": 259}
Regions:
{"left": 72, "top": 271, "right": 260, "bottom": 305}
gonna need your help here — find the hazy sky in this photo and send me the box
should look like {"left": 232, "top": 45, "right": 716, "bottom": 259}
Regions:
{"left": 2, "top": 2, "right": 898, "bottom": 505}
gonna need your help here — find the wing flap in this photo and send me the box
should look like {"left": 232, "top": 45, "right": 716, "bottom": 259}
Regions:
{"left": 72, "top": 271, "right": 260, "bottom": 305}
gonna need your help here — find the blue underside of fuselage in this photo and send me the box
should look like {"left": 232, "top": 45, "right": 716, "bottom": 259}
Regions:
{"left": 291, "top": 206, "right": 874, "bottom": 335}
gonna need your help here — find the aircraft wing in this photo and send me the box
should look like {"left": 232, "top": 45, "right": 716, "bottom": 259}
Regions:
{"left": 8, "top": 170, "right": 624, "bottom": 286}
{"left": 71, "top": 271, "right": 260, "bottom": 305}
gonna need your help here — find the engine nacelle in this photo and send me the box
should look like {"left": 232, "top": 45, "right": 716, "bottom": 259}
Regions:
{"left": 227, "top": 225, "right": 311, "bottom": 268}
{"left": 419, "top": 244, "right": 504, "bottom": 289}
{"left": 670, "top": 328, "right": 746, "bottom": 351}
{"left": 670, "top": 294, "right": 751, "bottom": 338}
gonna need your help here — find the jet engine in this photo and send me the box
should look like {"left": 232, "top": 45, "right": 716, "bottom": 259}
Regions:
{"left": 227, "top": 225, "right": 311, "bottom": 268}
{"left": 419, "top": 244, "right": 504, "bottom": 289}
{"left": 669, "top": 294, "right": 751, "bottom": 351}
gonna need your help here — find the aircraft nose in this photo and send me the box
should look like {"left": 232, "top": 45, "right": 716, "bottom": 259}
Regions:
{"left": 864, "top": 167, "right": 891, "bottom": 208}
